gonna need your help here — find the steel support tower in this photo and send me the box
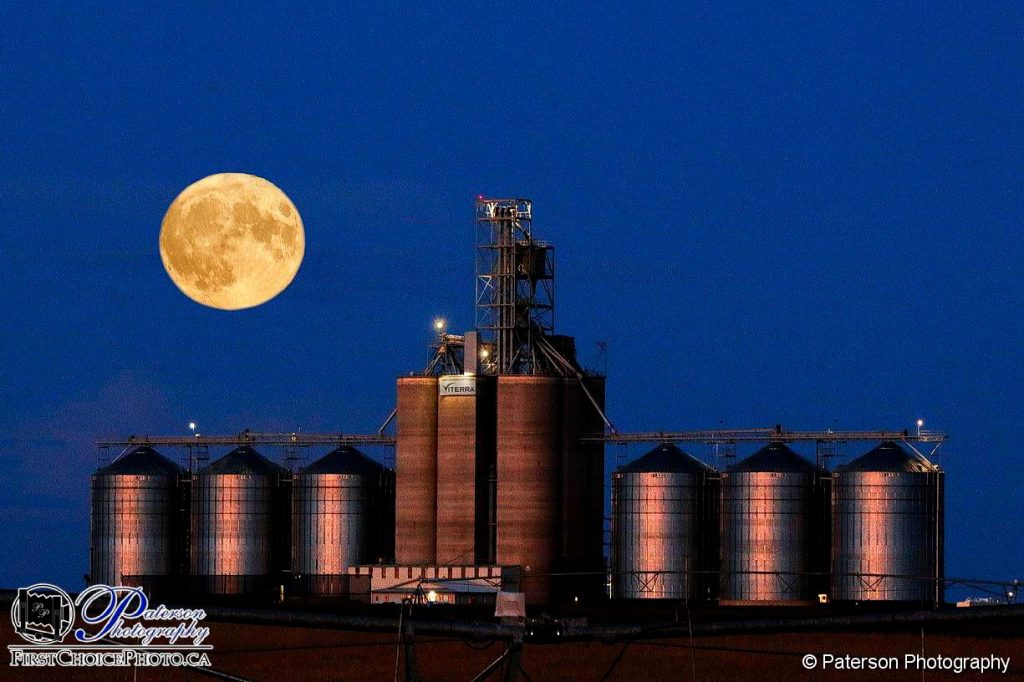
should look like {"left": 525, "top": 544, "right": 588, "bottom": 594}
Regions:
{"left": 475, "top": 198, "right": 555, "bottom": 375}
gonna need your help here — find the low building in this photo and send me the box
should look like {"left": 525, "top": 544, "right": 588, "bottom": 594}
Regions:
{"left": 347, "top": 565, "right": 521, "bottom": 605}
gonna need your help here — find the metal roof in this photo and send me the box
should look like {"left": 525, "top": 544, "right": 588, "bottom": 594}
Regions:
{"left": 200, "top": 445, "right": 287, "bottom": 476}
{"left": 618, "top": 443, "right": 710, "bottom": 474}
{"left": 840, "top": 441, "right": 939, "bottom": 473}
{"left": 96, "top": 445, "right": 182, "bottom": 476}
{"left": 730, "top": 442, "right": 818, "bottom": 473}
{"left": 299, "top": 445, "right": 388, "bottom": 476}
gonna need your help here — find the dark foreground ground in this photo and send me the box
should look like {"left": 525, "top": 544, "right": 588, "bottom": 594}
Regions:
{"left": 2, "top": 601, "right": 1022, "bottom": 681}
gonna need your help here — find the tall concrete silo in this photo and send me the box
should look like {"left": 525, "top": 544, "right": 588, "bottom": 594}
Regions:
{"left": 436, "top": 375, "right": 496, "bottom": 565}
{"left": 292, "top": 446, "right": 395, "bottom": 596}
{"left": 394, "top": 376, "right": 438, "bottom": 564}
{"left": 612, "top": 443, "right": 717, "bottom": 600}
{"left": 495, "top": 375, "right": 563, "bottom": 604}
{"left": 191, "top": 446, "right": 287, "bottom": 595}
{"left": 90, "top": 446, "right": 183, "bottom": 587}
{"left": 832, "top": 441, "right": 944, "bottom": 603}
{"left": 721, "top": 443, "right": 829, "bottom": 603}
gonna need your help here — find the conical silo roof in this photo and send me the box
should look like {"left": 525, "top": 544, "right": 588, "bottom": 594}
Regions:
{"left": 97, "top": 446, "right": 182, "bottom": 476}
{"left": 201, "top": 445, "right": 286, "bottom": 475}
{"left": 840, "top": 441, "right": 938, "bottom": 473}
{"left": 618, "top": 443, "right": 710, "bottom": 474}
{"left": 300, "top": 445, "right": 386, "bottom": 476}
{"left": 730, "top": 442, "right": 818, "bottom": 473}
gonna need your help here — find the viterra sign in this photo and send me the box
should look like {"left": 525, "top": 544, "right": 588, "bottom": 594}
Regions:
{"left": 439, "top": 376, "right": 476, "bottom": 396}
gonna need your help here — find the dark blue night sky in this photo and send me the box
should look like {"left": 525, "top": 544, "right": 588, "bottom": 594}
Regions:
{"left": 2, "top": 3, "right": 1021, "bottom": 593}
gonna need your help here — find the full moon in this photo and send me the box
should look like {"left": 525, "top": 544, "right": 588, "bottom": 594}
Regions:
{"left": 159, "top": 173, "right": 304, "bottom": 310}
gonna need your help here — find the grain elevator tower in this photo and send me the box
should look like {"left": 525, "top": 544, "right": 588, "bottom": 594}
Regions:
{"left": 393, "top": 198, "right": 608, "bottom": 604}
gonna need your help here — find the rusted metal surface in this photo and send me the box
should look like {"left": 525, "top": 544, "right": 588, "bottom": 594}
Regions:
{"left": 832, "top": 442, "right": 944, "bottom": 603}
{"left": 394, "top": 377, "right": 439, "bottom": 564}
{"left": 720, "top": 444, "right": 827, "bottom": 602}
{"left": 611, "top": 444, "right": 715, "bottom": 600}
{"left": 191, "top": 446, "right": 286, "bottom": 594}
{"left": 90, "top": 446, "right": 182, "bottom": 586}
{"left": 496, "top": 376, "right": 562, "bottom": 604}
{"left": 292, "top": 447, "right": 394, "bottom": 594}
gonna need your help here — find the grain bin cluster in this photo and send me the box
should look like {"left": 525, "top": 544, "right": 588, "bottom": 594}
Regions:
{"left": 611, "top": 441, "right": 943, "bottom": 604}
{"left": 91, "top": 444, "right": 394, "bottom": 598}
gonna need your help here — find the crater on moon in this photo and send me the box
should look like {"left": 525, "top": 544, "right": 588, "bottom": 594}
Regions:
{"left": 159, "top": 173, "right": 305, "bottom": 310}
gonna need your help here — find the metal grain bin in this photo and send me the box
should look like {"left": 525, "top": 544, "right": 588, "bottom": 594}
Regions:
{"left": 495, "top": 375, "right": 563, "bottom": 604}
{"left": 395, "top": 376, "right": 439, "bottom": 564}
{"left": 90, "top": 446, "right": 183, "bottom": 587}
{"left": 721, "top": 443, "right": 828, "bottom": 603}
{"left": 191, "top": 446, "right": 287, "bottom": 595}
{"left": 612, "top": 443, "right": 716, "bottom": 600}
{"left": 832, "top": 441, "right": 944, "bottom": 604}
{"left": 293, "top": 446, "right": 395, "bottom": 596}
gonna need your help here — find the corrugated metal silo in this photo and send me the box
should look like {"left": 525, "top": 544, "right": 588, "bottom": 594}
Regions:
{"left": 436, "top": 376, "right": 496, "bottom": 565}
{"left": 90, "top": 446, "right": 182, "bottom": 587}
{"left": 612, "top": 444, "right": 716, "bottom": 600}
{"left": 721, "top": 443, "right": 828, "bottom": 603}
{"left": 293, "top": 446, "right": 395, "bottom": 596}
{"left": 395, "top": 376, "right": 439, "bottom": 564}
{"left": 191, "top": 446, "right": 286, "bottom": 595}
{"left": 495, "top": 375, "right": 562, "bottom": 604}
{"left": 832, "top": 441, "right": 944, "bottom": 603}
